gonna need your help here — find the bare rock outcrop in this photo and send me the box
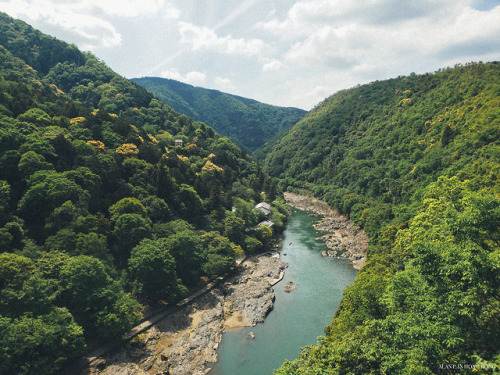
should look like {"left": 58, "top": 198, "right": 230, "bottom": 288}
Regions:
{"left": 283, "top": 281, "right": 297, "bottom": 293}
{"left": 87, "top": 254, "right": 286, "bottom": 375}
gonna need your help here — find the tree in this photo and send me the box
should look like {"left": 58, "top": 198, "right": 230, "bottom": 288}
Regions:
{"left": 0, "top": 180, "right": 10, "bottom": 222}
{"left": 164, "top": 230, "right": 203, "bottom": 285}
{"left": 200, "top": 231, "right": 242, "bottom": 276}
{"left": 112, "top": 213, "right": 152, "bottom": 265}
{"left": 128, "top": 239, "right": 187, "bottom": 302}
{"left": 58, "top": 255, "right": 141, "bottom": 339}
{"left": 18, "top": 172, "right": 83, "bottom": 227}
{"left": 109, "top": 197, "right": 148, "bottom": 222}
{"left": 17, "top": 108, "right": 51, "bottom": 126}
{"left": 18, "top": 151, "right": 53, "bottom": 180}
{"left": 75, "top": 232, "right": 110, "bottom": 261}
{"left": 44, "top": 200, "right": 78, "bottom": 232}
{"left": 142, "top": 195, "right": 171, "bottom": 222}
{"left": 223, "top": 215, "right": 245, "bottom": 245}
{"left": 0, "top": 252, "right": 33, "bottom": 290}
{"left": 0, "top": 308, "right": 85, "bottom": 375}
{"left": 0, "top": 252, "right": 59, "bottom": 319}
{"left": 175, "top": 184, "right": 204, "bottom": 223}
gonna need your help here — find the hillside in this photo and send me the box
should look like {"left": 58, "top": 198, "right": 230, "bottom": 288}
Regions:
{"left": 265, "top": 63, "right": 500, "bottom": 373}
{"left": 0, "top": 12, "right": 286, "bottom": 375}
{"left": 132, "top": 77, "right": 306, "bottom": 153}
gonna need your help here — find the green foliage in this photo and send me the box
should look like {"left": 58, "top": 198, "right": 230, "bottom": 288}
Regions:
{"left": 109, "top": 197, "right": 148, "bottom": 222}
{"left": 0, "top": 180, "right": 11, "bottom": 221}
{"left": 0, "top": 308, "right": 85, "bottom": 375}
{"left": 264, "top": 62, "right": 500, "bottom": 235}
{"left": 128, "top": 239, "right": 186, "bottom": 302}
{"left": 200, "top": 231, "right": 242, "bottom": 276}
{"left": 274, "top": 180, "right": 500, "bottom": 373}
{"left": 18, "top": 151, "right": 53, "bottom": 179}
{"left": 18, "top": 108, "right": 51, "bottom": 126}
{"left": 0, "top": 11, "right": 282, "bottom": 373}
{"left": 112, "top": 214, "right": 152, "bottom": 263}
{"left": 133, "top": 77, "right": 306, "bottom": 153}
{"left": 269, "top": 64, "right": 499, "bottom": 373}
{"left": 59, "top": 255, "right": 141, "bottom": 339}
{"left": 164, "top": 229, "right": 203, "bottom": 285}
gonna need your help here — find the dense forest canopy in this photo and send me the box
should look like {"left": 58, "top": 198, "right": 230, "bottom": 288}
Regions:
{"left": 264, "top": 62, "right": 500, "bottom": 374}
{"left": 132, "top": 77, "right": 306, "bottom": 153}
{"left": 1, "top": 9, "right": 499, "bottom": 375}
{"left": 0, "top": 12, "right": 287, "bottom": 375}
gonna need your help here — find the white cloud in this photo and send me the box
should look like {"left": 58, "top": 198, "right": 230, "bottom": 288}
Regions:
{"left": 81, "top": 0, "right": 166, "bottom": 17}
{"left": 288, "top": 84, "right": 333, "bottom": 109}
{"left": 0, "top": 0, "right": 122, "bottom": 48}
{"left": 213, "top": 0, "right": 263, "bottom": 30}
{"left": 0, "top": 0, "right": 171, "bottom": 49}
{"left": 260, "top": 0, "right": 500, "bottom": 72}
{"left": 262, "top": 59, "right": 284, "bottom": 72}
{"left": 0, "top": 0, "right": 166, "bottom": 18}
{"left": 164, "top": 5, "right": 180, "bottom": 20}
{"left": 213, "top": 76, "right": 235, "bottom": 91}
{"left": 252, "top": 0, "right": 500, "bottom": 108}
{"left": 260, "top": 0, "right": 459, "bottom": 35}
{"left": 179, "top": 21, "right": 266, "bottom": 56}
{"left": 159, "top": 70, "right": 183, "bottom": 80}
{"left": 185, "top": 71, "right": 207, "bottom": 86}
{"left": 160, "top": 69, "right": 207, "bottom": 86}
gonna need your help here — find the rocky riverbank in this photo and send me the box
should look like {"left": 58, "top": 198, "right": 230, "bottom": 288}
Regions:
{"left": 84, "top": 255, "right": 286, "bottom": 375}
{"left": 284, "top": 192, "right": 368, "bottom": 269}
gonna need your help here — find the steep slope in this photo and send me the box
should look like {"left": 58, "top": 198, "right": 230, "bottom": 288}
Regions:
{"left": 0, "top": 12, "right": 286, "bottom": 375}
{"left": 265, "top": 63, "right": 500, "bottom": 373}
{"left": 132, "top": 77, "right": 306, "bottom": 152}
{"left": 265, "top": 63, "right": 499, "bottom": 236}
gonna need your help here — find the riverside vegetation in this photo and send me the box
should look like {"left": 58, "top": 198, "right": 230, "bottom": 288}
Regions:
{"left": 0, "top": 12, "right": 288, "bottom": 375}
{"left": 263, "top": 62, "right": 500, "bottom": 373}
{"left": 0, "top": 10, "right": 498, "bottom": 375}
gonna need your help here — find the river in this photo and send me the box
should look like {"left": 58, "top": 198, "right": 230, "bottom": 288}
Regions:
{"left": 208, "top": 209, "right": 358, "bottom": 375}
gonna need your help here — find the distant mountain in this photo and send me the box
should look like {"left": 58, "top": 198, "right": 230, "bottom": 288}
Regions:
{"left": 132, "top": 77, "right": 307, "bottom": 153}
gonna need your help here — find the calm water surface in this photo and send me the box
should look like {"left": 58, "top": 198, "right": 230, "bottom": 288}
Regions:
{"left": 209, "top": 209, "right": 358, "bottom": 375}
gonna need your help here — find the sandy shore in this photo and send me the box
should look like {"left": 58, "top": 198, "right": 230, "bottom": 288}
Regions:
{"left": 284, "top": 192, "right": 368, "bottom": 270}
{"left": 85, "top": 255, "right": 286, "bottom": 375}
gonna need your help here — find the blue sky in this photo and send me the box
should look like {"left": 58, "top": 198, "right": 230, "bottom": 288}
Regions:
{"left": 1, "top": 0, "right": 499, "bottom": 109}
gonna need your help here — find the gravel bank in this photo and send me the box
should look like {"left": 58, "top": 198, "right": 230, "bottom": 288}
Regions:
{"left": 84, "top": 255, "right": 286, "bottom": 375}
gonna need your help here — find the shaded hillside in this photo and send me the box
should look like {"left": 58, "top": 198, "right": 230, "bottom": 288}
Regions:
{"left": 0, "top": 12, "right": 286, "bottom": 375}
{"left": 266, "top": 63, "right": 500, "bottom": 374}
{"left": 132, "top": 77, "right": 306, "bottom": 153}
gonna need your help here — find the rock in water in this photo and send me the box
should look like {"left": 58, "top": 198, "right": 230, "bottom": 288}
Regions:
{"left": 283, "top": 281, "right": 297, "bottom": 293}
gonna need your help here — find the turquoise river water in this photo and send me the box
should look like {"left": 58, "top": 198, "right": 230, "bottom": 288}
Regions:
{"left": 208, "top": 209, "right": 358, "bottom": 375}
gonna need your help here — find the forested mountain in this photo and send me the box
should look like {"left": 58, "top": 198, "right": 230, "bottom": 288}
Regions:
{"left": 265, "top": 63, "right": 500, "bottom": 373}
{"left": 0, "top": 12, "right": 287, "bottom": 375}
{"left": 132, "top": 77, "right": 306, "bottom": 153}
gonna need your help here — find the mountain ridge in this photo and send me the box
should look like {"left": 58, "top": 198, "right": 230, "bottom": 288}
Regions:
{"left": 132, "top": 76, "right": 307, "bottom": 153}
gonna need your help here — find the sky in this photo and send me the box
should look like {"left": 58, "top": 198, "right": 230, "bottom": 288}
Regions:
{"left": 0, "top": 0, "right": 499, "bottom": 110}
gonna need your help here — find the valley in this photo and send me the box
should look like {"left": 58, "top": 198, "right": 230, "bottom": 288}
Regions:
{"left": 0, "top": 10, "right": 498, "bottom": 375}
{"left": 132, "top": 77, "right": 306, "bottom": 153}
